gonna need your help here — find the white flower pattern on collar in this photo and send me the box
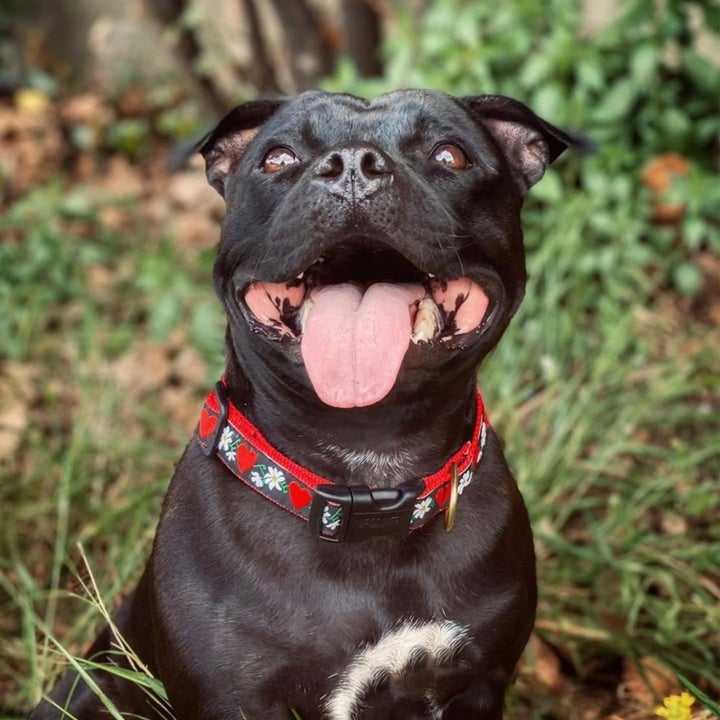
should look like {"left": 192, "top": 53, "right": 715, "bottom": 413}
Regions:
{"left": 412, "top": 497, "right": 434, "bottom": 520}
{"left": 457, "top": 469, "right": 473, "bottom": 495}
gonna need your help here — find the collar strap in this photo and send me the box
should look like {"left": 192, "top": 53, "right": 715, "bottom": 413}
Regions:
{"left": 197, "top": 382, "right": 488, "bottom": 543}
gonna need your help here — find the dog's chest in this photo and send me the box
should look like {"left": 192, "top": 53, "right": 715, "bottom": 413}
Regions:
{"left": 319, "top": 443, "right": 417, "bottom": 479}
{"left": 277, "top": 618, "right": 473, "bottom": 720}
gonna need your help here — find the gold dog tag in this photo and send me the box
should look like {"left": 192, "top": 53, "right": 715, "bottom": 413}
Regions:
{"left": 444, "top": 464, "right": 459, "bottom": 533}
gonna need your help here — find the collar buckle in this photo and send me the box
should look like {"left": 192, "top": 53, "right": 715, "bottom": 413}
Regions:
{"left": 309, "top": 481, "right": 423, "bottom": 543}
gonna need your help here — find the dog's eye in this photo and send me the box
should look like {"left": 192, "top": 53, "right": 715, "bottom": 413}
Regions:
{"left": 432, "top": 143, "right": 468, "bottom": 169}
{"left": 263, "top": 147, "right": 299, "bottom": 173}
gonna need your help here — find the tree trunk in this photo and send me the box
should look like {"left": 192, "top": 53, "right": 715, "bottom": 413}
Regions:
{"left": 264, "top": 0, "right": 335, "bottom": 91}
{"left": 143, "top": 0, "right": 228, "bottom": 114}
{"left": 340, "top": 0, "right": 383, "bottom": 78}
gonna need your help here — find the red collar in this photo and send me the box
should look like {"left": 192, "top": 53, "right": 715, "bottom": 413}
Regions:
{"left": 197, "top": 382, "right": 488, "bottom": 542}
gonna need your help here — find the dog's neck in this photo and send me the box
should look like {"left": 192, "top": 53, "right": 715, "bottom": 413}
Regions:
{"left": 224, "top": 357, "right": 479, "bottom": 487}
{"left": 315, "top": 444, "right": 419, "bottom": 481}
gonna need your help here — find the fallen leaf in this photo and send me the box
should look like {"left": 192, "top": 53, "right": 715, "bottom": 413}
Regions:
{"left": 0, "top": 378, "right": 28, "bottom": 462}
{"left": 172, "top": 347, "right": 206, "bottom": 386}
{"left": 112, "top": 344, "right": 172, "bottom": 396}
{"left": 117, "top": 86, "right": 148, "bottom": 117}
{"left": 98, "top": 206, "right": 128, "bottom": 231}
{"left": 619, "top": 656, "right": 679, "bottom": 707}
{"left": 169, "top": 212, "right": 220, "bottom": 255}
{"left": 167, "top": 170, "right": 226, "bottom": 219}
{"left": 61, "top": 92, "right": 113, "bottom": 126}
{"left": 642, "top": 154, "right": 690, "bottom": 224}
{"left": 160, "top": 386, "right": 201, "bottom": 432}
{"left": 103, "top": 155, "right": 144, "bottom": 198}
{"left": 86, "top": 264, "right": 115, "bottom": 300}
{"left": 660, "top": 512, "right": 688, "bottom": 536}
{"left": 522, "top": 634, "right": 566, "bottom": 693}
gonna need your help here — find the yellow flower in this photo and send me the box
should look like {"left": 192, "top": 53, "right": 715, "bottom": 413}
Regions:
{"left": 655, "top": 692, "right": 695, "bottom": 720}
{"left": 15, "top": 88, "right": 51, "bottom": 114}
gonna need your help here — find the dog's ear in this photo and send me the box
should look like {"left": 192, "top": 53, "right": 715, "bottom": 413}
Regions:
{"left": 199, "top": 100, "right": 285, "bottom": 196}
{"left": 461, "top": 95, "right": 585, "bottom": 192}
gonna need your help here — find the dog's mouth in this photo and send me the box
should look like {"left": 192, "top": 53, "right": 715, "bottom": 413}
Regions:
{"left": 243, "top": 240, "right": 492, "bottom": 408}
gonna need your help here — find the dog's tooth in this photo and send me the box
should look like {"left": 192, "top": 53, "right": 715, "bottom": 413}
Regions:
{"left": 411, "top": 297, "right": 441, "bottom": 343}
{"left": 427, "top": 272, "right": 436, "bottom": 278}
{"left": 299, "top": 298, "right": 315, "bottom": 333}
{"left": 296, "top": 271, "right": 305, "bottom": 280}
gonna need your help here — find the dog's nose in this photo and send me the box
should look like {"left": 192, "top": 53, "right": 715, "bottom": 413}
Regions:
{"left": 315, "top": 145, "right": 393, "bottom": 200}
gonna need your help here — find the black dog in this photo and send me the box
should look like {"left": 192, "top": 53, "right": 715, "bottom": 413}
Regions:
{"left": 32, "top": 90, "right": 577, "bottom": 719}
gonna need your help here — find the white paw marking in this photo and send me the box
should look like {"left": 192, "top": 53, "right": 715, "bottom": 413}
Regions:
{"left": 325, "top": 620, "right": 469, "bottom": 720}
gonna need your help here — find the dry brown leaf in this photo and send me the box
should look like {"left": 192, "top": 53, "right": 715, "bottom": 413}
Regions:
{"left": 86, "top": 264, "right": 115, "bottom": 300}
{"left": 0, "top": 378, "right": 28, "bottom": 462}
{"left": 172, "top": 347, "right": 206, "bottom": 387}
{"left": 693, "top": 252, "right": 720, "bottom": 326}
{"left": 167, "top": 170, "right": 226, "bottom": 219}
{"left": 103, "top": 155, "right": 144, "bottom": 199}
{"left": 642, "top": 153, "right": 690, "bottom": 224}
{"left": 98, "top": 206, "right": 128, "bottom": 231}
{"left": 660, "top": 512, "right": 688, "bottom": 536}
{"left": 112, "top": 344, "right": 172, "bottom": 396}
{"left": 117, "top": 86, "right": 148, "bottom": 117}
{"left": 619, "top": 656, "right": 679, "bottom": 707}
{"left": 169, "top": 212, "right": 220, "bottom": 255}
{"left": 574, "top": 696, "right": 606, "bottom": 720}
{"left": 2, "top": 360, "right": 40, "bottom": 401}
{"left": 165, "top": 328, "right": 189, "bottom": 354}
{"left": 522, "top": 634, "right": 566, "bottom": 693}
{"left": 160, "top": 386, "right": 201, "bottom": 432}
{"left": 74, "top": 152, "right": 100, "bottom": 183}
{"left": 642, "top": 154, "right": 690, "bottom": 193}
{"left": 60, "top": 92, "right": 114, "bottom": 126}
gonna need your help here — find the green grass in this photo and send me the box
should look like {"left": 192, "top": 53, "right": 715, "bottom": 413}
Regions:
{"left": 482, "top": 194, "right": 720, "bottom": 693}
{"left": 0, "top": 182, "right": 222, "bottom": 714}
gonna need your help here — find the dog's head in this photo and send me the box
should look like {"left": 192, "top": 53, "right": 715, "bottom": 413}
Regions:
{"left": 201, "top": 90, "right": 574, "bottom": 410}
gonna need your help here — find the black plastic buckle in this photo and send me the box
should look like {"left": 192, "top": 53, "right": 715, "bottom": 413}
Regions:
{"left": 200, "top": 381, "right": 229, "bottom": 457}
{"left": 309, "top": 481, "right": 423, "bottom": 543}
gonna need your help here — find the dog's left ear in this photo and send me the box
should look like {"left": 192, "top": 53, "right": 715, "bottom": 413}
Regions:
{"left": 199, "top": 99, "right": 285, "bottom": 196}
{"left": 461, "top": 95, "right": 582, "bottom": 193}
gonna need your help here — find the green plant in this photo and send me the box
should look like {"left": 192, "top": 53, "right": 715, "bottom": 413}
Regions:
{"left": 0, "top": 183, "right": 116, "bottom": 360}
{"left": 0, "top": 180, "right": 223, "bottom": 712}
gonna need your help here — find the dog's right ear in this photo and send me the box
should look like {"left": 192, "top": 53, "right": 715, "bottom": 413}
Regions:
{"left": 199, "top": 100, "right": 285, "bottom": 196}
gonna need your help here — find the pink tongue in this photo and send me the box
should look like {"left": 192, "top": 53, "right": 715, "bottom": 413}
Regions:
{"left": 301, "top": 283, "right": 424, "bottom": 408}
